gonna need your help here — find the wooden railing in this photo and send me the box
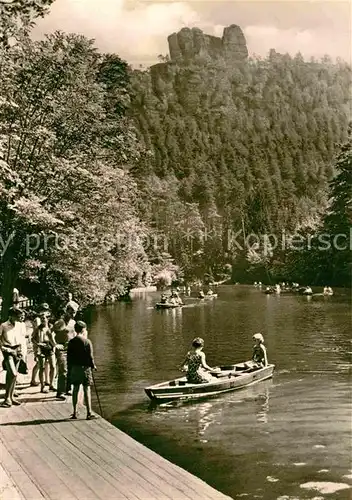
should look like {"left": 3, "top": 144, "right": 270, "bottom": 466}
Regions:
{"left": 0, "top": 298, "right": 34, "bottom": 312}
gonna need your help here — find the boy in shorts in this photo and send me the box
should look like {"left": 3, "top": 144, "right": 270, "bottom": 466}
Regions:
{"left": 67, "top": 321, "right": 97, "bottom": 420}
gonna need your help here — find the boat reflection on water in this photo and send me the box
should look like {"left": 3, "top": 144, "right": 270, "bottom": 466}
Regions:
{"left": 255, "top": 386, "right": 270, "bottom": 424}
{"left": 148, "top": 378, "right": 273, "bottom": 438}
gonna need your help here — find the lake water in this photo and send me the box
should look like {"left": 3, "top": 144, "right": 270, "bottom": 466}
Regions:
{"left": 86, "top": 285, "right": 351, "bottom": 500}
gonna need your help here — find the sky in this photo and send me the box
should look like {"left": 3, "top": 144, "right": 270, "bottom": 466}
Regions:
{"left": 33, "top": 0, "right": 351, "bottom": 67}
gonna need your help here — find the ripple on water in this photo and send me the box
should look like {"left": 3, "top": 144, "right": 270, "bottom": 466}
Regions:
{"left": 300, "top": 481, "right": 351, "bottom": 494}
{"left": 277, "top": 497, "right": 325, "bottom": 500}
{"left": 277, "top": 497, "right": 324, "bottom": 500}
{"left": 266, "top": 476, "right": 279, "bottom": 482}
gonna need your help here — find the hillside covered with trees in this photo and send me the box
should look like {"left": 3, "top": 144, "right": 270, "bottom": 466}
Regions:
{"left": 130, "top": 26, "right": 351, "bottom": 285}
{"left": 0, "top": 8, "right": 350, "bottom": 316}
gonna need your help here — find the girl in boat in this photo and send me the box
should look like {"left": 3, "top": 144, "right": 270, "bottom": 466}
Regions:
{"left": 180, "top": 337, "right": 215, "bottom": 384}
{"left": 252, "top": 333, "right": 268, "bottom": 367}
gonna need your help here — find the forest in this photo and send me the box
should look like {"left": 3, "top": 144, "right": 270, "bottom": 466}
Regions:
{"left": 129, "top": 28, "right": 351, "bottom": 287}
{"left": 0, "top": 2, "right": 350, "bottom": 318}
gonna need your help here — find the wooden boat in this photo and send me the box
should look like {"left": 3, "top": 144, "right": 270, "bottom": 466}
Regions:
{"left": 155, "top": 302, "right": 183, "bottom": 309}
{"left": 313, "top": 292, "right": 334, "bottom": 297}
{"left": 145, "top": 361, "right": 275, "bottom": 402}
{"left": 198, "top": 293, "right": 218, "bottom": 299}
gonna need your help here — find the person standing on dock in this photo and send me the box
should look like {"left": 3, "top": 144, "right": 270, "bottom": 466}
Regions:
{"left": 34, "top": 312, "right": 56, "bottom": 393}
{"left": 67, "top": 321, "right": 97, "bottom": 420}
{"left": 12, "top": 288, "right": 20, "bottom": 306}
{"left": 0, "top": 308, "right": 26, "bottom": 407}
{"left": 30, "top": 303, "right": 51, "bottom": 387}
{"left": 53, "top": 308, "right": 77, "bottom": 400}
{"left": 64, "top": 293, "right": 80, "bottom": 316}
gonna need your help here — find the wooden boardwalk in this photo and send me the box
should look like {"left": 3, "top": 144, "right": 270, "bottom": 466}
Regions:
{"left": 0, "top": 372, "right": 232, "bottom": 500}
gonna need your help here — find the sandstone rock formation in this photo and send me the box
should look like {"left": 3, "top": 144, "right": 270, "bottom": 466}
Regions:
{"left": 167, "top": 25, "right": 248, "bottom": 63}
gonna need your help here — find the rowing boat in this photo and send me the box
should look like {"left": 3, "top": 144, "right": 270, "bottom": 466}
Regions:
{"left": 199, "top": 293, "right": 218, "bottom": 299}
{"left": 155, "top": 302, "right": 183, "bottom": 309}
{"left": 145, "top": 361, "right": 275, "bottom": 402}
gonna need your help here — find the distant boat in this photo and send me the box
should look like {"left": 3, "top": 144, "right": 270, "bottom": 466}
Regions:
{"left": 155, "top": 302, "right": 183, "bottom": 309}
{"left": 210, "top": 278, "right": 230, "bottom": 286}
{"left": 199, "top": 293, "right": 218, "bottom": 299}
{"left": 145, "top": 362, "right": 275, "bottom": 403}
{"left": 313, "top": 290, "right": 334, "bottom": 297}
{"left": 264, "top": 287, "right": 280, "bottom": 294}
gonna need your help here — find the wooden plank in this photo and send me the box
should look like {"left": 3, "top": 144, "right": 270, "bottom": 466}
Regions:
{"left": 51, "top": 404, "right": 190, "bottom": 499}
{"left": 91, "top": 417, "right": 206, "bottom": 484}
{"left": 0, "top": 462, "right": 23, "bottom": 500}
{"left": 16, "top": 405, "right": 93, "bottom": 500}
{"left": 0, "top": 355, "right": 231, "bottom": 500}
{"left": 32, "top": 402, "right": 146, "bottom": 500}
{"left": 77, "top": 416, "right": 221, "bottom": 500}
{"left": 19, "top": 439, "right": 77, "bottom": 500}
{"left": 5, "top": 436, "right": 77, "bottom": 500}
{"left": 45, "top": 402, "right": 168, "bottom": 500}
{"left": 53, "top": 403, "right": 226, "bottom": 500}
{"left": 18, "top": 404, "right": 98, "bottom": 500}
{"left": 0, "top": 435, "right": 46, "bottom": 499}
{"left": 0, "top": 405, "right": 77, "bottom": 500}
{"left": 73, "top": 424, "right": 198, "bottom": 500}
{"left": 27, "top": 403, "right": 137, "bottom": 500}
{"left": 57, "top": 422, "right": 176, "bottom": 500}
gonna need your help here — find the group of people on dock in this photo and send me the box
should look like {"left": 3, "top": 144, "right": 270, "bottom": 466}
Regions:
{"left": 180, "top": 333, "right": 268, "bottom": 384}
{"left": 0, "top": 294, "right": 98, "bottom": 420}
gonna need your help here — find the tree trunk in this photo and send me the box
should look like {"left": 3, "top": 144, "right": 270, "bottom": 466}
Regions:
{"left": 0, "top": 247, "right": 18, "bottom": 322}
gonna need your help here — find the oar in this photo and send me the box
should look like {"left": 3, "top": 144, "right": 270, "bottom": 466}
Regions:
{"left": 92, "top": 371, "right": 104, "bottom": 418}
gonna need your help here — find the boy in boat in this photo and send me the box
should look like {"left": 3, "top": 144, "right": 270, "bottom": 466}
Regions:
{"left": 160, "top": 294, "right": 168, "bottom": 304}
{"left": 180, "top": 337, "right": 215, "bottom": 383}
{"left": 252, "top": 333, "right": 268, "bottom": 367}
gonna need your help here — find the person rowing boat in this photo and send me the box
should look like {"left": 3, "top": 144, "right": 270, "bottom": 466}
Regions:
{"left": 180, "top": 337, "right": 217, "bottom": 384}
{"left": 145, "top": 334, "right": 274, "bottom": 402}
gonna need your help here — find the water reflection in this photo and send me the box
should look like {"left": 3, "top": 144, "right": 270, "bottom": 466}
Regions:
{"left": 149, "top": 378, "right": 274, "bottom": 440}
{"left": 255, "top": 387, "right": 270, "bottom": 424}
{"left": 89, "top": 286, "right": 351, "bottom": 500}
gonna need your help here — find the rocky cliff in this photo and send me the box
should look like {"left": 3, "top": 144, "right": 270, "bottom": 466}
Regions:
{"left": 167, "top": 25, "right": 248, "bottom": 63}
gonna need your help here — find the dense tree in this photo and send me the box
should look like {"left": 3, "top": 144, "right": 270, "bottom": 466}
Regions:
{"left": 1, "top": 13, "right": 350, "bottom": 311}
{"left": 281, "top": 129, "right": 351, "bottom": 286}
{"left": 0, "top": 30, "right": 147, "bottom": 318}
{"left": 130, "top": 50, "right": 351, "bottom": 283}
